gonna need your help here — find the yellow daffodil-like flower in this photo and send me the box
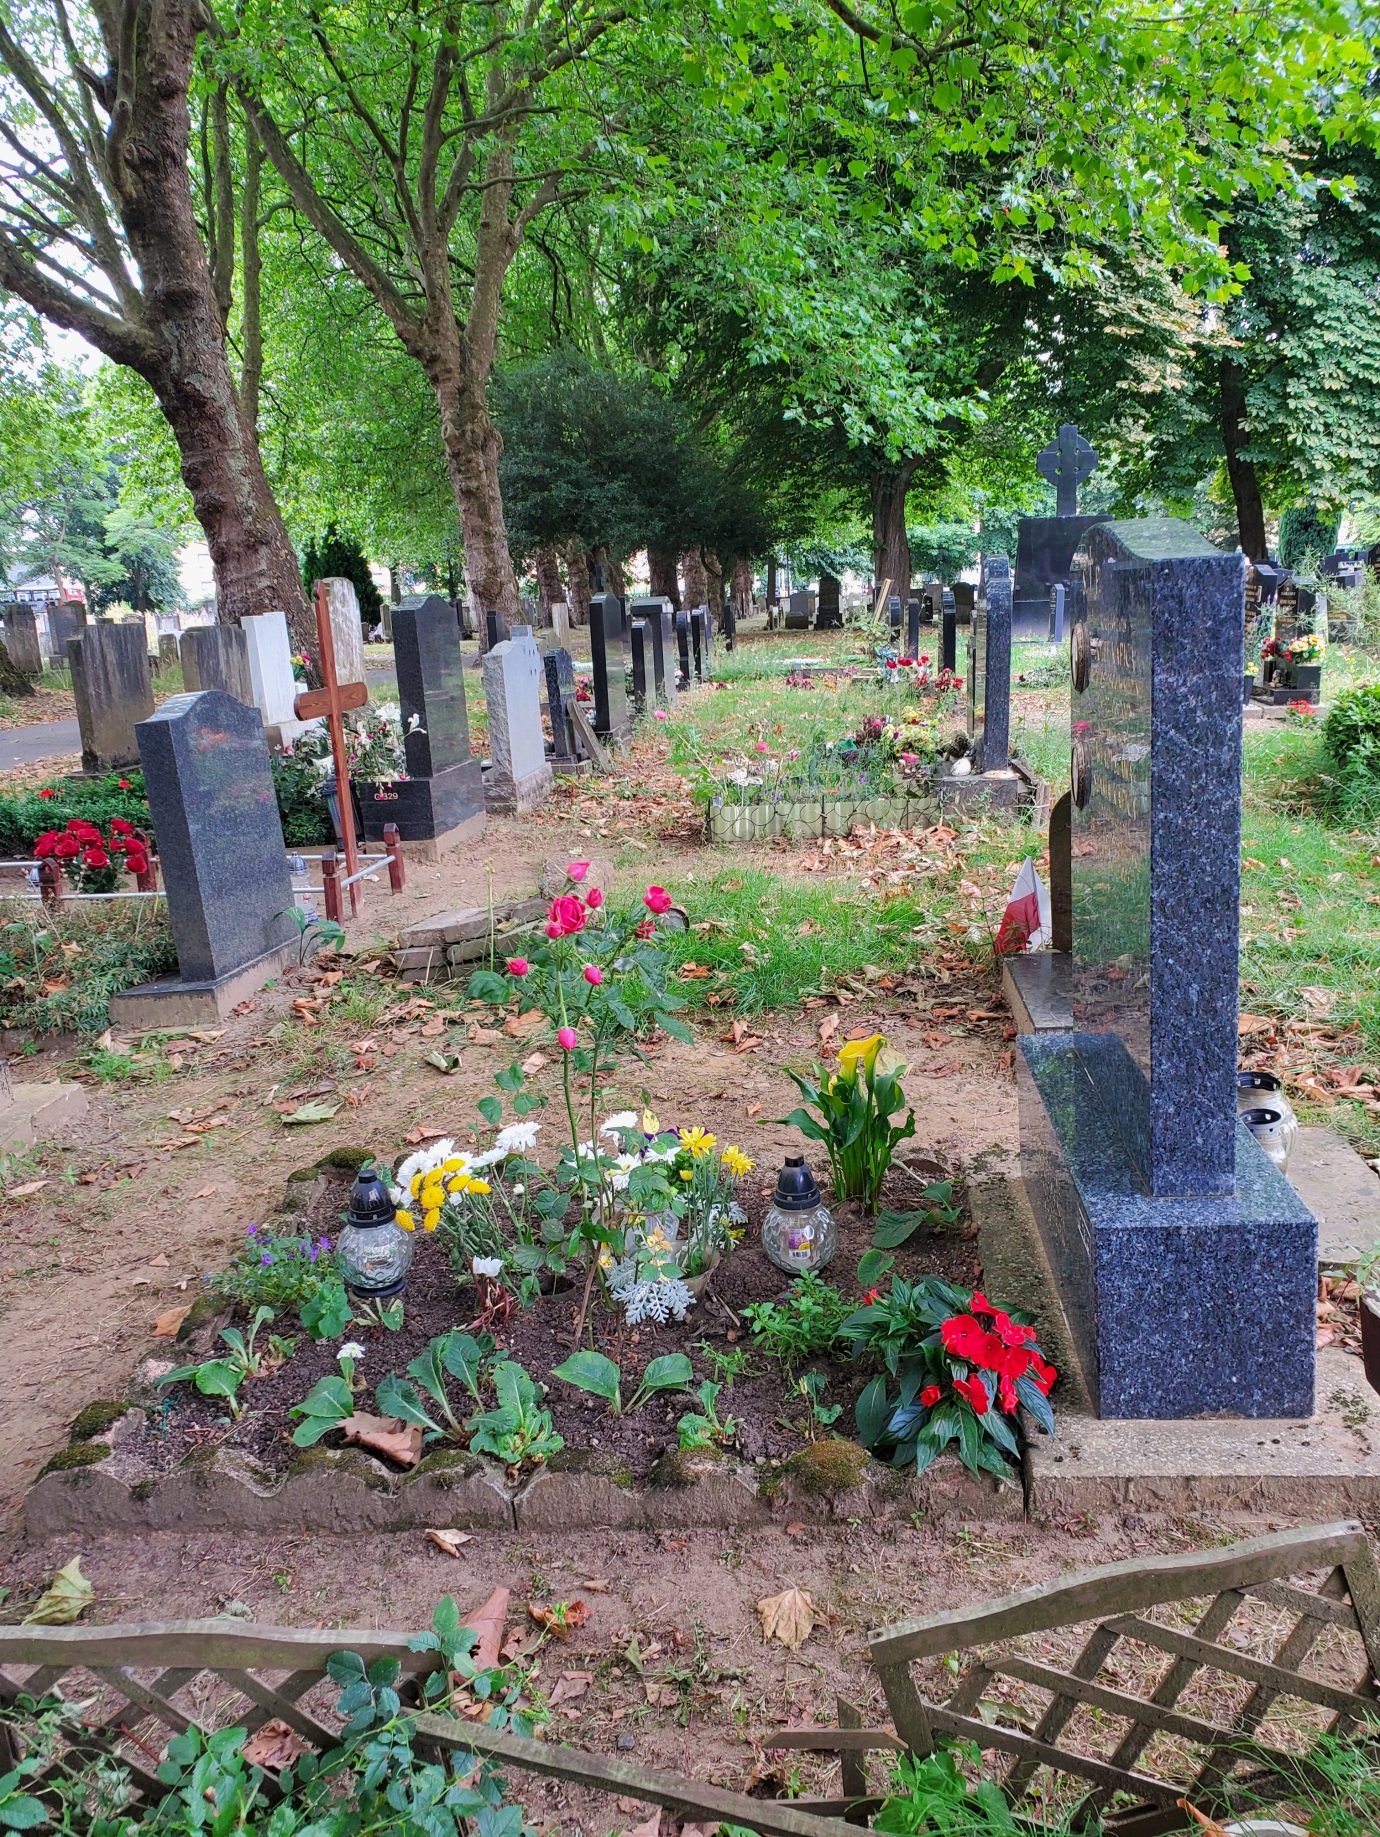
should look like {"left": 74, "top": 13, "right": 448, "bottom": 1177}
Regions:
{"left": 837, "top": 1033, "right": 885, "bottom": 1079}
{"left": 395, "top": 1209, "right": 415, "bottom": 1231}
{"left": 641, "top": 1109, "right": 660, "bottom": 1135}
{"left": 678, "top": 1125, "right": 717, "bottom": 1158}
{"left": 468, "top": 1179, "right": 491, "bottom": 1195}
{"left": 423, "top": 1207, "right": 442, "bottom": 1232}
{"left": 409, "top": 1172, "right": 423, "bottom": 1198}
{"left": 721, "top": 1145, "right": 753, "bottom": 1176}
{"left": 442, "top": 1155, "right": 465, "bottom": 1173}
{"left": 598, "top": 1250, "right": 614, "bottom": 1270}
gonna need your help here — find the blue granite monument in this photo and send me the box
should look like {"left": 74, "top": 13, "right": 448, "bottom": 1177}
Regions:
{"left": 1018, "top": 518, "right": 1315, "bottom": 1419}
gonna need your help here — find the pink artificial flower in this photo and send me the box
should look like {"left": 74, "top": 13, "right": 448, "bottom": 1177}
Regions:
{"left": 900, "top": 751, "right": 920, "bottom": 765}
{"left": 583, "top": 964, "right": 603, "bottom": 985}
{"left": 557, "top": 1026, "right": 578, "bottom": 1051}
{"left": 644, "top": 886, "right": 673, "bottom": 915}
{"left": 754, "top": 741, "right": 768, "bottom": 753}
{"left": 654, "top": 709, "right": 668, "bottom": 721}
{"left": 567, "top": 861, "right": 590, "bottom": 881}
{"left": 586, "top": 886, "right": 603, "bottom": 910}
{"left": 507, "top": 957, "right": 530, "bottom": 977}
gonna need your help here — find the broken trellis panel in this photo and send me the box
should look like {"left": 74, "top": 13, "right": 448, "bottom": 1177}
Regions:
{"left": 856, "top": 1520, "right": 1380, "bottom": 1837}
{"left": 0, "top": 1619, "right": 859, "bottom": 1837}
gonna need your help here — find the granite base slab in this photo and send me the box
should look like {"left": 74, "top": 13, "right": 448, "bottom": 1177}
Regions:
{"left": 1001, "top": 952, "right": 1072, "bottom": 1033}
{"left": 0, "top": 1081, "right": 87, "bottom": 1150}
{"left": 1018, "top": 1031, "right": 1316, "bottom": 1419}
{"left": 1287, "top": 1126, "right": 1380, "bottom": 1267}
{"left": 358, "top": 762, "right": 485, "bottom": 849}
{"left": 109, "top": 941, "right": 297, "bottom": 1028}
{"left": 484, "top": 763, "right": 553, "bottom": 814}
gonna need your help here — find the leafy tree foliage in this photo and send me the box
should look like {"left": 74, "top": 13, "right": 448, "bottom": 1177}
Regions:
{"left": 302, "top": 526, "right": 384, "bottom": 625}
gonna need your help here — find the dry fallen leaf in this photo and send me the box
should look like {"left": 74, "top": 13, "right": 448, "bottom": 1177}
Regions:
{"left": 745, "top": 1102, "right": 762, "bottom": 1118}
{"left": 467, "top": 1586, "right": 511, "bottom": 1670}
{"left": 817, "top": 1014, "right": 839, "bottom": 1046}
{"left": 520, "top": 1051, "right": 548, "bottom": 1075}
{"left": 580, "top": 1578, "right": 610, "bottom": 1592}
{"left": 643, "top": 1681, "right": 678, "bottom": 1709}
{"left": 152, "top": 1304, "right": 193, "bottom": 1339}
{"left": 189, "top": 1186, "right": 218, "bottom": 1201}
{"left": 1238, "top": 1014, "right": 1272, "bottom": 1036}
{"left": 424, "top": 1528, "right": 473, "bottom": 1557}
{"left": 22, "top": 1557, "right": 94, "bottom": 1626}
{"left": 756, "top": 1586, "right": 817, "bottom": 1651}
{"left": 341, "top": 1413, "right": 423, "bottom": 1468}
{"left": 6, "top": 1179, "right": 49, "bottom": 1199}
{"left": 241, "top": 1719, "right": 311, "bottom": 1770}
{"left": 148, "top": 1253, "right": 169, "bottom": 1268}
{"left": 784, "top": 1521, "right": 806, "bottom": 1537}
{"left": 622, "top": 1813, "right": 662, "bottom": 1837}
{"left": 528, "top": 1598, "right": 591, "bottom": 1639}
{"left": 548, "top": 1669, "right": 593, "bottom": 1707}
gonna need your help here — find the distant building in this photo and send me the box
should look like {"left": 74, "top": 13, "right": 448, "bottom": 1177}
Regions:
{"left": 1, "top": 571, "right": 72, "bottom": 608}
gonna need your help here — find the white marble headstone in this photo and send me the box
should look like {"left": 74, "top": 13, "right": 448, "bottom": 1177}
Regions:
{"left": 243, "top": 610, "right": 309, "bottom": 743}
{"left": 483, "top": 627, "right": 551, "bottom": 808}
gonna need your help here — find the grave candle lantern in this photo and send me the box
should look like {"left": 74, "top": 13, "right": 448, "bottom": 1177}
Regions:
{"left": 337, "top": 1163, "right": 414, "bottom": 1297}
{"left": 761, "top": 1156, "right": 836, "bottom": 1274}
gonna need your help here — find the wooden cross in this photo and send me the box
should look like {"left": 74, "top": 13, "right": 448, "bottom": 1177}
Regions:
{"left": 1036, "top": 423, "right": 1099, "bottom": 517}
{"left": 294, "top": 579, "right": 367, "bottom": 916}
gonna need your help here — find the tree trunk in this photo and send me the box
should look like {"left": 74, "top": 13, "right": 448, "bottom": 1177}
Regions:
{"left": 649, "top": 548, "right": 681, "bottom": 608}
{"left": 870, "top": 463, "right": 918, "bottom": 604}
{"left": 534, "top": 543, "right": 565, "bottom": 612}
{"left": 564, "top": 540, "right": 590, "bottom": 626}
{"left": 434, "top": 364, "right": 520, "bottom": 646}
{"left": 703, "top": 549, "right": 724, "bottom": 628}
{"left": 681, "top": 547, "right": 708, "bottom": 609}
{"left": 239, "top": 119, "right": 264, "bottom": 432}
{"left": 605, "top": 553, "right": 627, "bottom": 598}
{"left": 731, "top": 556, "right": 753, "bottom": 609}
{"left": 1220, "top": 354, "right": 1268, "bottom": 560}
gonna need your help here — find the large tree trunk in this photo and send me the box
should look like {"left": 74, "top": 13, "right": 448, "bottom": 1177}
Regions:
{"left": 681, "top": 547, "right": 708, "bottom": 609}
{"left": 703, "top": 549, "right": 724, "bottom": 625}
{"left": 534, "top": 543, "right": 565, "bottom": 612}
{"left": 870, "top": 463, "right": 918, "bottom": 603}
{"left": 649, "top": 548, "right": 681, "bottom": 608}
{"left": 731, "top": 557, "right": 753, "bottom": 610}
{"left": 1219, "top": 354, "right": 1268, "bottom": 560}
{"left": 605, "top": 553, "right": 627, "bottom": 597}
{"left": 564, "top": 541, "right": 590, "bottom": 626}
{"left": 434, "top": 363, "right": 520, "bottom": 645}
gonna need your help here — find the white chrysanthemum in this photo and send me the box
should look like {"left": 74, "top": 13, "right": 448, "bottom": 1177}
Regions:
{"left": 607, "top": 1151, "right": 640, "bottom": 1192}
{"left": 472, "top": 1256, "right": 504, "bottom": 1278}
{"left": 338, "top": 1341, "right": 366, "bottom": 1362}
{"left": 494, "top": 1121, "right": 540, "bottom": 1155}
{"left": 600, "top": 1111, "right": 638, "bottom": 1137}
{"left": 396, "top": 1138, "right": 457, "bottom": 1188}
{"left": 467, "top": 1147, "right": 504, "bottom": 1170}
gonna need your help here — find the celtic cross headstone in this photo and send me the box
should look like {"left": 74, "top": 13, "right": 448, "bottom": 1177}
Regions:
{"left": 1035, "top": 424, "right": 1099, "bottom": 518}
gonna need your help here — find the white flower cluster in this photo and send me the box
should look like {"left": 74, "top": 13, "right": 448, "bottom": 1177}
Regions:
{"left": 391, "top": 1134, "right": 512, "bottom": 1201}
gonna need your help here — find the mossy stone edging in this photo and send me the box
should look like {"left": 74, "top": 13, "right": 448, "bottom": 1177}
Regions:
{"left": 24, "top": 1435, "right": 1023, "bottom": 1537}
{"left": 705, "top": 795, "right": 939, "bottom": 844}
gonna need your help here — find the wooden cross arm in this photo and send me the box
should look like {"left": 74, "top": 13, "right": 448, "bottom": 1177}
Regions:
{"left": 295, "top": 681, "right": 368, "bottom": 719}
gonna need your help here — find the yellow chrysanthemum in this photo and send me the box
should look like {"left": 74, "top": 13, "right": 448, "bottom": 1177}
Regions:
{"left": 446, "top": 1174, "right": 471, "bottom": 1195}
{"left": 442, "top": 1156, "right": 464, "bottom": 1172}
{"left": 721, "top": 1146, "right": 754, "bottom": 1177}
{"left": 423, "top": 1207, "right": 442, "bottom": 1232}
{"left": 678, "top": 1125, "right": 717, "bottom": 1158}
{"left": 409, "top": 1173, "right": 423, "bottom": 1198}
{"left": 395, "top": 1209, "right": 415, "bottom": 1232}
{"left": 421, "top": 1177, "right": 445, "bottom": 1201}
{"left": 837, "top": 1033, "right": 885, "bottom": 1079}
{"left": 468, "top": 1179, "right": 491, "bottom": 1195}
{"left": 679, "top": 1168, "right": 694, "bottom": 1181}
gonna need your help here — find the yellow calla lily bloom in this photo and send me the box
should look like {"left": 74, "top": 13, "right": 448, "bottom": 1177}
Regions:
{"left": 837, "top": 1033, "right": 885, "bottom": 1078}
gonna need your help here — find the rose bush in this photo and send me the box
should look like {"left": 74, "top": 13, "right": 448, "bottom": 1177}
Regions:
{"left": 34, "top": 816, "right": 153, "bottom": 893}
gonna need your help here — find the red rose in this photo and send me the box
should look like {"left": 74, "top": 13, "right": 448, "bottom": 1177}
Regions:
{"left": 37, "top": 787, "right": 56, "bottom": 799}
{"left": 82, "top": 847, "right": 110, "bottom": 869}
{"left": 954, "top": 1374, "right": 990, "bottom": 1414}
{"left": 634, "top": 917, "right": 655, "bottom": 940}
{"left": 33, "top": 832, "right": 58, "bottom": 858}
{"left": 53, "top": 837, "right": 80, "bottom": 860}
{"left": 586, "top": 886, "right": 603, "bottom": 910}
{"left": 109, "top": 818, "right": 134, "bottom": 836}
{"left": 548, "top": 893, "right": 587, "bottom": 937}
{"left": 643, "top": 885, "right": 672, "bottom": 915}
{"left": 125, "top": 852, "right": 149, "bottom": 876}
{"left": 919, "top": 1384, "right": 942, "bottom": 1408}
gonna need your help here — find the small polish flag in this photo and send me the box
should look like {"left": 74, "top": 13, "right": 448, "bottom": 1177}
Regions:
{"left": 995, "top": 858, "right": 1052, "bottom": 955}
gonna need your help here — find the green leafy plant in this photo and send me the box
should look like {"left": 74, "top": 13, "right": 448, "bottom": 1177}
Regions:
{"left": 550, "top": 1348, "right": 694, "bottom": 1415}
{"left": 0, "top": 897, "right": 178, "bottom": 1037}
{"left": 465, "top": 1361, "right": 563, "bottom": 1468}
{"left": 795, "top": 1369, "right": 842, "bottom": 1438}
{"left": 212, "top": 1222, "right": 335, "bottom": 1315}
{"left": 874, "top": 1742, "right": 1024, "bottom": 1834}
{"left": 694, "top": 1338, "right": 757, "bottom": 1385}
{"left": 289, "top": 1345, "right": 363, "bottom": 1446}
{"left": 742, "top": 1273, "right": 852, "bottom": 1370}
{"left": 857, "top": 1182, "right": 962, "bottom": 1289}
{"left": 782, "top": 1032, "right": 915, "bottom": 1208}
{"left": 300, "top": 1278, "right": 353, "bottom": 1339}
{"left": 158, "top": 1306, "right": 293, "bottom": 1417}
{"left": 376, "top": 1331, "right": 496, "bottom": 1440}
{"left": 286, "top": 904, "right": 347, "bottom": 964}
{"left": 676, "top": 1378, "right": 736, "bottom": 1450}
{"left": 352, "top": 1296, "right": 404, "bottom": 1332}
{"left": 841, "top": 1279, "right": 1057, "bottom": 1480}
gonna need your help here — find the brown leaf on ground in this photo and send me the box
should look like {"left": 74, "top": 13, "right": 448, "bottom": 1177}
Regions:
{"left": 644, "top": 1681, "right": 679, "bottom": 1709}
{"left": 499, "top": 1628, "right": 541, "bottom": 1665}
{"left": 1238, "top": 1014, "right": 1272, "bottom": 1036}
{"left": 152, "top": 1304, "right": 193, "bottom": 1338}
{"left": 548, "top": 1670, "right": 593, "bottom": 1707}
{"left": 528, "top": 1598, "right": 591, "bottom": 1639}
{"left": 505, "top": 1010, "right": 545, "bottom": 1038}
{"left": 467, "top": 1586, "right": 511, "bottom": 1670}
{"left": 580, "top": 1578, "right": 610, "bottom": 1592}
{"left": 6, "top": 1179, "right": 49, "bottom": 1199}
{"left": 241, "top": 1719, "right": 311, "bottom": 1770}
{"left": 189, "top": 1186, "right": 218, "bottom": 1200}
{"left": 784, "top": 1521, "right": 805, "bottom": 1537}
{"left": 817, "top": 1015, "right": 839, "bottom": 1046}
{"left": 622, "top": 1813, "right": 663, "bottom": 1837}
{"left": 424, "top": 1528, "right": 473, "bottom": 1557}
{"left": 420, "top": 1018, "right": 447, "bottom": 1037}
{"left": 341, "top": 1413, "right": 422, "bottom": 1468}
{"left": 756, "top": 1586, "right": 817, "bottom": 1651}
{"left": 520, "top": 1052, "right": 548, "bottom": 1075}
{"left": 745, "top": 1102, "right": 762, "bottom": 1117}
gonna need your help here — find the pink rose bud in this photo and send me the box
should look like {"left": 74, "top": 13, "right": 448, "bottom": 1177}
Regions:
{"left": 644, "top": 885, "right": 673, "bottom": 915}
{"left": 568, "top": 861, "right": 590, "bottom": 881}
{"left": 654, "top": 709, "right": 668, "bottom": 721}
{"left": 507, "top": 957, "right": 530, "bottom": 976}
{"left": 545, "top": 921, "right": 562, "bottom": 939}
{"left": 586, "top": 886, "right": 604, "bottom": 909}
{"left": 557, "top": 1026, "right": 578, "bottom": 1050}
{"left": 754, "top": 741, "right": 768, "bottom": 753}
{"left": 583, "top": 964, "right": 603, "bottom": 985}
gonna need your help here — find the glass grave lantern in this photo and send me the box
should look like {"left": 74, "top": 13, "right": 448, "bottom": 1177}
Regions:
{"left": 337, "top": 1163, "right": 414, "bottom": 1298}
{"left": 761, "top": 1156, "right": 837, "bottom": 1274}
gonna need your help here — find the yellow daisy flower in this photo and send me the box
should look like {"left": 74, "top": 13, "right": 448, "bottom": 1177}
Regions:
{"left": 468, "top": 1179, "right": 491, "bottom": 1196}
{"left": 679, "top": 1168, "right": 694, "bottom": 1180}
{"left": 395, "top": 1209, "right": 415, "bottom": 1231}
{"left": 409, "top": 1172, "right": 423, "bottom": 1198}
{"left": 721, "top": 1146, "right": 754, "bottom": 1177}
{"left": 678, "top": 1125, "right": 717, "bottom": 1158}
{"left": 446, "top": 1174, "right": 471, "bottom": 1195}
{"left": 423, "top": 1207, "right": 442, "bottom": 1232}
{"left": 442, "top": 1156, "right": 465, "bottom": 1172}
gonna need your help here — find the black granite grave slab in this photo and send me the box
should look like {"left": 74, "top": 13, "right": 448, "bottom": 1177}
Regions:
{"left": 941, "top": 606, "right": 957, "bottom": 676}
{"left": 952, "top": 582, "right": 975, "bottom": 625}
{"left": 689, "top": 611, "right": 703, "bottom": 682}
{"left": 68, "top": 621, "right": 154, "bottom": 771}
{"left": 394, "top": 597, "right": 472, "bottom": 776}
{"left": 589, "top": 592, "right": 630, "bottom": 739}
{"left": 675, "top": 609, "right": 692, "bottom": 683}
{"left": 359, "top": 766, "right": 484, "bottom": 847}
{"left": 967, "top": 556, "right": 1011, "bottom": 772}
{"left": 722, "top": 601, "right": 736, "bottom": 651}
{"left": 543, "top": 647, "right": 579, "bottom": 762}
{"left": 816, "top": 574, "right": 843, "bottom": 630}
{"left": 906, "top": 599, "right": 920, "bottom": 658}
{"left": 887, "top": 594, "right": 903, "bottom": 633}
{"left": 783, "top": 589, "right": 811, "bottom": 631}
{"left": 484, "top": 610, "right": 510, "bottom": 651}
{"left": 1014, "top": 514, "right": 1108, "bottom": 641}
{"left": 630, "top": 599, "right": 676, "bottom": 709}
{"left": 630, "top": 621, "right": 649, "bottom": 712}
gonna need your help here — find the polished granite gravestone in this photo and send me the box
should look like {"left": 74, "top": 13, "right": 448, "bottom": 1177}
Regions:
{"left": 690, "top": 609, "right": 713, "bottom": 682}
{"left": 68, "top": 621, "right": 154, "bottom": 772}
{"left": 484, "top": 609, "right": 510, "bottom": 651}
{"left": 543, "top": 646, "right": 580, "bottom": 764}
{"left": 722, "top": 599, "right": 737, "bottom": 651}
{"left": 589, "top": 592, "right": 631, "bottom": 740}
{"left": 784, "top": 588, "right": 811, "bottom": 630}
{"left": 243, "top": 610, "right": 310, "bottom": 748}
{"left": 361, "top": 596, "right": 484, "bottom": 855}
{"left": 632, "top": 600, "right": 677, "bottom": 709}
{"left": 180, "top": 624, "right": 253, "bottom": 704}
{"left": 941, "top": 605, "right": 957, "bottom": 675}
{"left": 111, "top": 692, "right": 297, "bottom": 1026}
{"left": 906, "top": 599, "right": 921, "bottom": 658}
{"left": 816, "top": 574, "right": 843, "bottom": 630}
{"left": 1049, "top": 582, "right": 1066, "bottom": 645}
{"left": 675, "top": 608, "right": 693, "bottom": 683}
{"left": 1018, "top": 518, "right": 1315, "bottom": 1419}
{"left": 951, "top": 581, "right": 975, "bottom": 625}
{"left": 630, "top": 619, "right": 649, "bottom": 712}
{"left": 888, "top": 594, "right": 903, "bottom": 635}
{"left": 2, "top": 603, "right": 43, "bottom": 676}
{"left": 967, "top": 555, "right": 1012, "bottom": 771}
{"left": 483, "top": 629, "right": 552, "bottom": 812}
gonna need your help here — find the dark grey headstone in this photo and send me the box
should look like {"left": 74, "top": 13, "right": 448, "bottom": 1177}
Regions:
{"left": 783, "top": 588, "right": 811, "bottom": 631}
{"left": 906, "top": 599, "right": 920, "bottom": 659}
{"left": 589, "top": 592, "right": 630, "bottom": 739}
{"left": 941, "top": 606, "right": 957, "bottom": 676}
{"left": 181, "top": 625, "right": 253, "bottom": 704}
{"left": 484, "top": 609, "right": 510, "bottom": 651}
{"left": 1018, "top": 517, "right": 1315, "bottom": 1421}
{"left": 48, "top": 600, "right": 85, "bottom": 661}
{"left": 1049, "top": 790, "right": 1072, "bottom": 955}
{"left": 2, "top": 604, "right": 43, "bottom": 676}
{"left": 1049, "top": 582, "right": 1066, "bottom": 645}
{"left": 68, "top": 621, "right": 154, "bottom": 771}
{"left": 951, "top": 582, "right": 976, "bottom": 625}
{"left": 137, "top": 690, "right": 295, "bottom": 983}
{"left": 967, "top": 556, "right": 1011, "bottom": 772}
{"left": 722, "top": 600, "right": 736, "bottom": 651}
{"left": 1014, "top": 513, "right": 1108, "bottom": 640}
{"left": 640, "top": 601, "right": 677, "bottom": 709}
{"left": 394, "top": 597, "right": 473, "bottom": 776}
{"left": 887, "top": 594, "right": 903, "bottom": 632}
{"left": 674, "top": 609, "right": 692, "bottom": 683}
{"left": 543, "top": 647, "right": 579, "bottom": 762}
{"left": 816, "top": 574, "right": 842, "bottom": 630}
{"left": 630, "top": 620, "right": 649, "bottom": 711}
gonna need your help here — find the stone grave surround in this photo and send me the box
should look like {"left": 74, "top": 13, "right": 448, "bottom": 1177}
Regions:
{"left": 111, "top": 691, "right": 298, "bottom": 1027}
{"left": 243, "top": 610, "right": 310, "bottom": 747}
{"left": 1018, "top": 517, "right": 1315, "bottom": 1421}
{"left": 483, "top": 627, "right": 554, "bottom": 813}
{"left": 359, "top": 596, "right": 484, "bottom": 858}
{"left": 68, "top": 620, "right": 154, "bottom": 772}
{"left": 180, "top": 623, "right": 253, "bottom": 704}
{"left": 589, "top": 592, "right": 631, "bottom": 739}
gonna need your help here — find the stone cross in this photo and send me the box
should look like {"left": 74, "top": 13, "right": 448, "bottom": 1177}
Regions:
{"left": 294, "top": 580, "right": 368, "bottom": 914}
{"left": 1036, "top": 423, "right": 1099, "bottom": 517}
{"left": 68, "top": 620, "right": 154, "bottom": 772}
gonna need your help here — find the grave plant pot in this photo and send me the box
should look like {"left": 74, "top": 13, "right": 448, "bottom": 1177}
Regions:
{"left": 1360, "top": 1291, "right": 1380, "bottom": 1397}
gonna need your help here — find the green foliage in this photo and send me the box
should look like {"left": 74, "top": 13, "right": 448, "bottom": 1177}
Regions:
{"left": 907, "top": 524, "right": 981, "bottom": 579}
{"left": 676, "top": 1379, "right": 736, "bottom": 1450}
{"left": 299, "top": 1280, "right": 353, "bottom": 1340}
{"left": 158, "top": 1308, "right": 294, "bottom": 1418}
{"left": 783, "top": 1036, "right": 915, "bottom": 1209}
{"left": 742, "top": 1273, "right": 852, "bottom": 1371}
{"left": 858, "top": 1185, "right": 962, "bottom": 1290}
{"left": 376, "top": 1331, "right": 498, "bottom": 1440}
{"left": 212, "top": 1224, "right": 335, "bottom": 1315}
{"left": 302, "top": 524, "right": 384, "bottom": 625}
{"left": 1279, "top": 504, "right": 1342, "bottom": 572}
{"left": 289, "top": 1369, "right": 356, "bottom": 1446}
{"left": 875, "top": 1743, "right": 1024, "bottom": 1834}
{"left": 270, "top": 750, "right": 334, "bottom": 847}
{"left": 0, "top": 896, "right": 177, "bottom": 1036}
{"left": 551, "top": 1349, "right": 694, "bottom": 1416}
{"left": 464, "top": 1361, "right": 563, "bottom": 1468}
{"left": 0, "top": 772, "right": 149, "bottom": 861}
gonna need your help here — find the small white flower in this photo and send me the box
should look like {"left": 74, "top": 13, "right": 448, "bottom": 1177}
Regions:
{"left": 472, "top": 1256, "right": 504, "bottom": 1278}
{"left": 512, "top": 1183, "right": 525, "bottom": 1196}
{"left": 600, "top": 1111, "right": 638, "bottom": 1136}
{"left": 338, "top": 1340, "right": 366, "bottom": 1362}
{"left": 494, "top": 1121, "right": 540, "bottom": 1155}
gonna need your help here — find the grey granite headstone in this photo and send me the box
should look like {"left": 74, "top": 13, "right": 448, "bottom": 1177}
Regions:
{"left": 632, "top": 600, "right": 676, "bottom": 709}
{"left": 365, "top": 595, "right": 484, "bottom": 849}
{"left": 2, "top": 604, "right": 43, "bottom": 677}
{"left": 966, "top": 556, "right": 1011, "bottom": 772}
{"left": 1048, "top": 789, "right": 1072, "bottom": 955}
{"left": 675, "top": 609, "right": 692, "bottom": 684}
{"left": 722, "top": 600, "right": 736, "bottom": 651}
{"left": 816, "top": 575, "right": 843, "bottom": 630}
{"left": 1019, "top": 518, "right": 1315, "bottom": 1419}
{"left": 589, "top": 592, "right": 630, "bottom": 740}
{"left": 483, "top": 629, "right": 552, "bottom": 812}
{"left": 180, "top": 624, "right": 253, "bottom": 704}
{"left": 68, "top": 621, "right": 154, "bottom": 772}
{"left": 784, "top": 588, "right": 811, "bottom": 631}
{"left": 543, "top": 647, "right": 579, "bottom": 762}
{"left": 951, "top": 581, "right": 975, "bottom": 625}
{"left": 111, "top": 691, "right": 296, "bottom": 1025}
{"left": 941, "top": 605, "right": 957, "bottom": 676}
{"left": 630, "top": 619, "right": 649, "bottom": 712}
{"left": 484, "top": 609, "right": 510, "bottom": 651}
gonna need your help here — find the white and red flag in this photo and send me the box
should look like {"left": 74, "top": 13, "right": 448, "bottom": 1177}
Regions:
{"left": 994, "top": 858, "right": 1052, "bottom": 955}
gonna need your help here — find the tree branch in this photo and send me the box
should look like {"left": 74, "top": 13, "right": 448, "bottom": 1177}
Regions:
{"left": 0, "top": 227, "right": 151, "bottom": 369}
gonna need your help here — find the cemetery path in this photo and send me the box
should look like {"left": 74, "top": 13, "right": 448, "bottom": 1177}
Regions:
{"left": 0, "top": 716, "right": 80, "bottom": 768}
